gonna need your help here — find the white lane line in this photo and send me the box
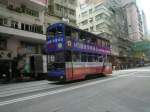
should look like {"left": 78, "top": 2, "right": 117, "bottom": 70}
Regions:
{"left": 0, "top": 81, "right": 49, "bottom": 92}
{"left": 0, "top": 85, "right": 63, "bottom": 98}
{"left": 133, "top": 76, "right": 150, "bottom": 78}
{"left": 0, "top": 74, "right": 132, "bottom": 107}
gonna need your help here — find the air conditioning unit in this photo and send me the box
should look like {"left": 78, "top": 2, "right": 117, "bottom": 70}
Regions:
{"left": 0, "top": 51, "right": 12, "bottom": 59}
{"left": 7, "top": 4, "right": 14, "bottom": 10}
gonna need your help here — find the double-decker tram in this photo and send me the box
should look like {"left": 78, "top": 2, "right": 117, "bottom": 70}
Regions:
{"left": 45, "top": 22, "right": 112, "bottom": 81}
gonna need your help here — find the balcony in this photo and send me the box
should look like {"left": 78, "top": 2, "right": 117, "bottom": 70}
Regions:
{"left": 0, "top": 25, "right": 46, "bottom": 42}
{"left": 54, "top": 0, "right": 76, "bottom": 10}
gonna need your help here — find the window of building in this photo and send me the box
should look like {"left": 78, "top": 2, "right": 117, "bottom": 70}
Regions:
{"left": 70, "top": 9, "right": 75, "bottom": 16}
{"left": 21, "top": 23, "right": 24, "bottom": 30}
{"left": 70, "top": 19, "right": 76, "bottom": 24}
{"left": 81, "top": 20, "right": 88, "bottom": 26}
{"left": 89, "top": 9, "right": 92, "bottom": 14}
{"left": 81, "top": 11, "right": 88, "bottom": 17}
{"left": 0, "top": 18, "right": 3, "bottom": 25}
{"left": 25, "top": 8, "right": 39, "bottom": 17}
{"left": 69, "top": 0, "right": 75, "bottom": 5}
{"left": 11, "top": 21, "right": 18, "bottom": 29}
{"left": 29, "top": 25, "right": 32, "bottom": 31}
{"left": 56, "top": 4, "right": 61, "bottom": 11}
{"left": 0, "top": 17, "right": 7, "bottom": 26}
{"left": 96, "top": 24, "right": 100, "bottom": 30}
{"left": 95, "top": 14, "right": 102, "bottom": 21}
{"left": 0, "top": 39, "right": 7, "bottom": 50}
{"left": 83, "top": 28, "right": 88, "bottom": 31}
{"left": 89, "top": 18, "right": 93, "bottom": 23}
{"left": 25, "top": 24, "right": 29, "bottom": 31}
{"left": 96, "top": 23, "right": 106, "bottom": 30}
{"left": 95, "top": 4, "right": 102, "bottom": 12}
{"left": 21, "top": 42, "right": 39, "bottom": 54}
{"left": 0, "top": 0, "right": 7, "bottom": 5}
{"left": 90, "top": 27, "right": 93, "bottom": 31}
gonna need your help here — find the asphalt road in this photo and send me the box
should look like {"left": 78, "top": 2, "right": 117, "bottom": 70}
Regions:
{"left": 0, "top": 67, "right": 150, "bottom": 112}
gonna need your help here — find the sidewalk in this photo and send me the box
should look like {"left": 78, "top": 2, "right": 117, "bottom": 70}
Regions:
{"left": 112, "top": 66, "right": 150, "bottom": 76}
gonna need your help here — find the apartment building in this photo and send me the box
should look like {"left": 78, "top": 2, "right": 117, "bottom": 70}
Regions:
{"left": 108, "top": 0, "right": 144, "bottom": 42}
{"left": 141, "top": 11, "right": 148, "bottom": 40}
{"left": 77, "top": 2, "right": 112, "bottom": 39}
{"left": 0, "top": 0, "right": 47, "bottom": 59}
{"left": 47, "top": 0, "right": 77, "bottom": 26}
{"left": 125, "top": 2, "right": 144, "bottom": 42}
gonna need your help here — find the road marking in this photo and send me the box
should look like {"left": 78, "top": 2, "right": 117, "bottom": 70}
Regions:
{"left": 0, "top": 74, "right": 135, "bottom": 106}
{"left": 133, "top": 76, "right": 150, "bottom": 78}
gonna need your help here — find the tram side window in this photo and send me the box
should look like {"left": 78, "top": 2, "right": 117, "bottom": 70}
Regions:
{"left": 65, "top": 26, "right": 71, "bottom": 39}
{"left": 107, "top": 41, "right": 110, "bottom": 48}
{"left": 48, "top": 55, "right": 55, "bottom": 62}
{"left": 48, "top": 28, "right": 56, "bottom": 38}
{"left": 55, "top": 52, "right": 65, "bottom": 62}
{"left": 79, "top": 31, "right": 86, "bottom": 42}
{"left": 71, "top": 29, "right": 79, "bottom": 40}
{"left": 91, "top": 36, "right": 97, "bottom": 44}
{"left": 99, "top": 55, "right": 103, "bottom": 62}
{"left": 102, "top": 40, "right": 105, "bottom": 47}
{"left": 97, "top": 39, "right": 102, "bottom": 46}
{"left": 65, "top": 51, "right": 72, "bottom": 62}
{"left": 81, "top": 53, "right": 87, "bottom": 62}
{"left": 72, "top": 52, "right": 81, "bottom": 62}
{"left": 87, "top": 55, "right": 93, "bottom": 62}
{"left": 93, "top": 55, "right": 99, "bottom": 62}
{"left": 57, "top": 26, "right": 63, "bottom": 36}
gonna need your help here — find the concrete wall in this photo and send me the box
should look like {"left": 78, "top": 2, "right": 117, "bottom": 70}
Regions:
{"left": 7, "top": 38, "right": 20, "bottom": 57}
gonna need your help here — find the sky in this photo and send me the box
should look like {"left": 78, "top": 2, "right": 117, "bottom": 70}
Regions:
{"left": 138, "top": 0, "right": 150, "bottom": 31}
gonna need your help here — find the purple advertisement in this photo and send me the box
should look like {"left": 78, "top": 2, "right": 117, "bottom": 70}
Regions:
{"left": 46, "top": 38, "right": 111, "bottom": 55}
{"left": 66, "top": 40, "right": 111, "bottom": 55}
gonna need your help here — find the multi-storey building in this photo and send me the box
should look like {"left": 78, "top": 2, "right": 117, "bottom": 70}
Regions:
{"left": 107, "top": 0, "right": 144, "bottom": 42}
{"left": 47, "top": 0, "right": 77, "bottom": 26}
{"left": 85, "top": 0, "right": 104, "bottom": 4}
{"left": 77, "top": 2, "right": 112, "bottom": 38}
{"left": 125, "top": 2, "right": 144, "bottom": 42}
{"left": 0, "top": 0, "right": 47, "bottom": 59}
{"left": 141, "top": 11, "right": 148, "bottom": 39}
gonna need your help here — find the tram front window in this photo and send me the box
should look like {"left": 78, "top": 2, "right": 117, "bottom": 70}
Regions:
{"left": 48, "top": 63, "right": 65, "bottom": 71}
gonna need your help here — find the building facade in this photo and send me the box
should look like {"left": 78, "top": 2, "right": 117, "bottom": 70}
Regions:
{"left": 47, "top": 0, "right": 77, "bottom": 26}
{"left": 0, "top": 0, "right": 78, "bottom": 60}
{"left": 107, "top": 0, "right": 144, "bottom": 42}
{"left": 0, "top": 0, "right": 47, "bottom": 60}
{"left": 125, "top": 2, "right": 144, "bottom": 42}
{"left": 77, "top": 2, "right": 112, "bottom": 38}
{"left": 141, "top": 11, "right": 148, "bottom": 40}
